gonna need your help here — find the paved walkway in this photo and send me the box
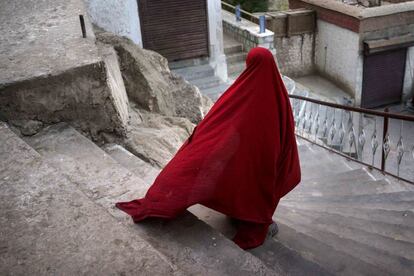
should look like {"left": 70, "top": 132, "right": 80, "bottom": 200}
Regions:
{"left": 293, "top": 74, "right": 353, "bottom": 104}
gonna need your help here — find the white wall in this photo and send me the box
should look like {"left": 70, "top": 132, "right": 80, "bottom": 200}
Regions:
{"left": 403, "top": 46, "right": 414, "bottom": 102}
{"left": 315, "top": 20, "right": 362, "bottom": 101}
{"left": 207, "top": 0, "right": 227, "bottom": 82}
{"left": 86, "top": 0, "right": 227, "bottom": 80}
{"left": 85, "top": 0, "right": 142, "bottom": 45}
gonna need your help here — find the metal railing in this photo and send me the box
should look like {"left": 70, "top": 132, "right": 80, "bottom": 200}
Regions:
{"left": 221, "top": 1, "right": 257, "bottom": 22}
{"left": 221, "top": 1, "right": 266, "bottom": 33}
{"left": 289, "top": 94, "right": 414, "bottom": 184}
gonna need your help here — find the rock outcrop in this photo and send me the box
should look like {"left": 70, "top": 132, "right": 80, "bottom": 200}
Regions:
{"left": 95, "top": 30, "right": 211, "bottom": 124}
{"left": 124, "top": 106, "right": 195, "bottom": 168}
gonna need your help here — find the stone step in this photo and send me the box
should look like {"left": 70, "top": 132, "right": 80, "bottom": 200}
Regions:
{"left": 367, "top": 169, "right": 414, "bottom": 192}
{"left": 298, "top": 143, "right": 355, "bottom": 166}
{"left": 275, "top": 222, "right": 389, "bottom": 276}
{"left": 188, "top": 205, "right": 331, "bottom": 276}
{"left": 282, "top": 186, "right": 414, "bottom": 212}
{"left": 284, "top": 189, "right": 414, "bottom": 204}
{"left": 276, "top": 206, "right": 414, "bottom": 260}
{"left": 24, "top": 124, "right": 275, "bottom": 275}
{"left": 300, "top": 168, "right": 375, "bottom": 184}
{"left": 190, "top": 75, "right": 222, "bottom": 90}
{"left": 299, "top": 158, "right": 353, "bottom": 181}
{"left": 277, "top": 205, "right": 414, "bottom": 243}
{"left": 0, "top": 123, "right": 178, "bottom": 275}
{"left": 282, "top": 193, "right": 413, "bottom": 213}
{"left": 277, "top": 213, "right": 414, "bottom": 275}
{"left": 102, "top": 143, "right": 159, "bottom": 185}
{"left": 288, "top": 179, "right": 403, "bottom": 197}
{"left": 226, "top": 51, "right": 247, "bottom": 64}
{"left": 228, "top": 62, "right": 246, "bottom": 75}
{"left": 280, "top": 200, "right": 414, "bottom": 226}
{"left": 173, "top": 64, "right": 215, "bottom": 81}
{"left": 228, "top": 72, "right": 242, "bottom": 83}
{"left": 202, "top": 83, "right": 231, "bottom": 101}
{"left": 224, "top": 44, "right": 243, "bottom": 55}
{"left": 168, "top": 57, "right": 210, "bottom": 70}
{"left": 109, "top": 144, "right": 332, "bottom": 275}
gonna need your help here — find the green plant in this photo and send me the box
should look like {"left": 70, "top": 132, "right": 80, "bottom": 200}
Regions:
{"left": 224, "top": 0, "right": 268, "bottom": 13}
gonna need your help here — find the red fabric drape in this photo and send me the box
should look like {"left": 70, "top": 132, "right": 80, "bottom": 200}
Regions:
{"left": 116, "top": 47, "right": 301, "bottom": 248}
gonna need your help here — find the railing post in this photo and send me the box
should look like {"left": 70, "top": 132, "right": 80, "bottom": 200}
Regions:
{"left": 235, "top": 5, "right": 241, "bottom": 22}
{"left": 79, "top": 15, "right": 87, "bottom": 38}
{"left": 381, "top": 108, "right": 389, "bottom": 172}
{"left": 259, "top": 15, "right": 266, "bottom": 33}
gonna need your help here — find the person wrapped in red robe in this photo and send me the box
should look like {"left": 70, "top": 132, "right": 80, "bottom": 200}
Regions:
{"left": 116, "top": 47, "right": 301, "bottom": 249}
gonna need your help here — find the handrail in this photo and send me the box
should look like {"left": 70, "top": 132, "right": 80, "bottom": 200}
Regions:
{"left": 289, "top": 94, "right": 414, "bottom": 122}
{"left": 221, "top": 1, "right": 258, "bottom": 22}
{"left": 288, "top": 94, "right": 414, "bottom": 184}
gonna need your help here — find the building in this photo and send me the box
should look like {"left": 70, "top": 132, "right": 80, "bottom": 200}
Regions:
{"left": 289, "top": 0, "right": 414, "bottom": 108}
{"left": 85, "top": 0, "right": 227, "bottom": 81}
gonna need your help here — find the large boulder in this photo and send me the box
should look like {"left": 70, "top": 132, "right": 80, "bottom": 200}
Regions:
{"left": 124, "top": 105, "right": 194, "bottom": 168}
{"left": 95, "top": 30, "right": 207, "bottom": 123}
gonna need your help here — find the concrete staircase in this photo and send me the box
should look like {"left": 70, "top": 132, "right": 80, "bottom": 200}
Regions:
{"left": 189, "top": 140, "right": 414, "bottom": 276}
{"left": 170, "top": 34, "right": 247, "bottom": 102}
{"left": 170, "top": 59, "right": 230, "bottom": 102}
{"left": 1, "top": 121, "right": 413, "bottom": 275}
{"left": 223, "top": 34, "right": 247, "bottom": 83}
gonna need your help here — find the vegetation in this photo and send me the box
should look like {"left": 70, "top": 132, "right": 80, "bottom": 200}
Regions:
{"left": 224, "top": 0, "right": 268, "bottom": 13}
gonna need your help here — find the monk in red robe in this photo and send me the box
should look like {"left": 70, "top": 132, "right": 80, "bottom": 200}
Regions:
{"left": 116, "top": 47, "right": 301, "bottom": 249}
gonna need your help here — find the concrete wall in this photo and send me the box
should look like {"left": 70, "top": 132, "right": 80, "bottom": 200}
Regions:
{"left": 403, "top": 46, "right": 414, "bottom": 101}
{"left": 222, "top": 11, "right": 275, "bottom": 54}
{"left": 314, "top": 20, "right": 362, "bottom": 100}
{"left": 85, "top": 0, "right": 142, "bottom": 45}
{"left": 275, "top": 34, "right": 314, "bottom": 77}
{"left": 267, "top": 10, "right": 316, "bottom": 77}
{"left": 0, "top": 0, "right": 130, "bottom": 139}
{"left": 207, "top": 0, "right": 228, "bottom": 82}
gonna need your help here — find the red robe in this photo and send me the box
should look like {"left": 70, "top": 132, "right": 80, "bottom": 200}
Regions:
{"left": 116, "top": 47, "right": 301, "bottom": 249}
